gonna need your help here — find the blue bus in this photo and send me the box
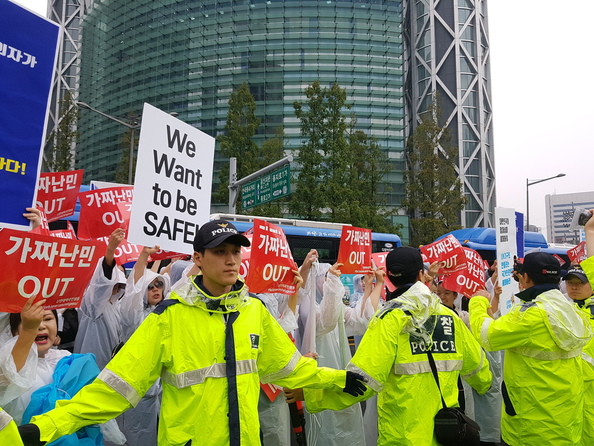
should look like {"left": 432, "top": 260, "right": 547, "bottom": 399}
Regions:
{"left": 210, "top": 213, "right": 402, "bottom": 264}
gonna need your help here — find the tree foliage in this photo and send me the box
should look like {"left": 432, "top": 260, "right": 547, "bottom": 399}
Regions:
{"left": 290, "top": 81, "right": 400, "bottom": 234}
{"left": 215, "top": 82, "right": 261, "bottom": 207}
{"left": 45, "top": 91, "right": 78, "bottom": 172}
{"left": 402, "top": 96, "right": 466, "bottom": 246}
{"left": 114, "top": 117, "right": 140, "bottom": 185}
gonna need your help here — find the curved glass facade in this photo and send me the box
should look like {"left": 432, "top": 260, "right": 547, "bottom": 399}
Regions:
{"left": 76, "top": 0, "right": 406, "bottom": 209}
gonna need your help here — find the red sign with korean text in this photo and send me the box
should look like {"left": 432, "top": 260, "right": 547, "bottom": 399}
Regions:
{"left": 36, "top": 170, "right": 83, "bottom": 222}
{"left": 567, "top": 241, "right": 587, "bottom": 263}
{"left": 370, "top": 252, "right": 396, "bottom": 292}
{"left": 29, "top": 205, "right": 50, "bottom": 236}
{"left": 77, "top": 187, "right": 133, "bottom": 239}
{"left": 246, "top": 220, "right": 298, "bottom": 294}
{"left": 336, "top": 226, "right": 372, "bottom": 275}
{"left": 239, "top": 234, "right": 253, "bottom": 279}
{"left": 95, "top": 236, "right": 143, "bottom": 265}
{"left": 0, "top": 229, "right": 103, "bottom": 312}
{"left": 420, "top": 235, "right": 467, "bottom": 275}
{"left": 441, "top": 248, "right": 486, "bottom": 298}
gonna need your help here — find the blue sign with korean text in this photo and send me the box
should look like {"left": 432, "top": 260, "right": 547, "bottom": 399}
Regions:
{"left": 515, "top": 212, "right": 525, "bottom": 258}
{"left": 0, "top": 0, "right": 60, "bottom": 229}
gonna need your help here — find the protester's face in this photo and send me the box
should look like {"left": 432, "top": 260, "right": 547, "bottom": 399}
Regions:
{"left": 18, "top": 310, "right": 58, "bottom": 357}
{"left": 565, "top": 278, "right": 593, "bottom": 301}
{"left": 194, "top": 242, "right": 241, "bottom": 296}
{"left": 147, "top": 278, "right": 165, "bottom": 305}
{"left": 436, "top": 284, "right": 457, "bottom": 308}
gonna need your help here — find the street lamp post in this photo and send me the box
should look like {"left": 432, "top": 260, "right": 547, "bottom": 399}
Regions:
{"left": 76, "top": 101, "right": 141, "bottom": 184}
{"left": 526, "top": 173, "right": 566, "bottom": 230}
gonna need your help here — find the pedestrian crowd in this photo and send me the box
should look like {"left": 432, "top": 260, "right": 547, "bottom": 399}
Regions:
{"left": 2, "top": 209, "right": 594, "bottom": 446}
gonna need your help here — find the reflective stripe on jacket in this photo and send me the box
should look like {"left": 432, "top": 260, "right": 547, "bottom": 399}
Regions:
{"left": 305, "top": 281, "right": 492, "bottom": 446}
{"left": 31, "top": 280, "right": 346, "bottom": 446}
{"left": 470, "top": 289, "right": 593, "bottom": 446}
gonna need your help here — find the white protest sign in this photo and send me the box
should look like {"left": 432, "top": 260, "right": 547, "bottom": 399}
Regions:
{"left": 128, "top": 103, "right": 214, "bottom": 254}
{"left": 495, "top": 207, "right": 520, "bottom": 315}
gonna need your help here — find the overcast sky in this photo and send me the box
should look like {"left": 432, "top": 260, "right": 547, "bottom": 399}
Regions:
{"left": 14, "top": 0, "right": 594, "bottom": 238}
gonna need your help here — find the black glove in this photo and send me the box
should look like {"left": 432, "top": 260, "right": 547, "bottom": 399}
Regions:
{"left": 18, "top": 424, "right": 45, "bottom": 446}
{"left": 343, "top": 371, "right": 367, "bottom": 397}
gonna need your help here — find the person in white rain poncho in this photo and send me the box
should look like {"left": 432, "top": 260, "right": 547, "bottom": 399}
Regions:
{"left": 74, "top": 228, "right": 127, "bottom": 370}
{"left": 116, "top": 245, "right": 171, "bottom": 446}
{"left": 287, "top": 249, "right": 384, "bottom": 446}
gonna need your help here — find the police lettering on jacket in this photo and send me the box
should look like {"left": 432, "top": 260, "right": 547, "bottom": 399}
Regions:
{"left": 410, "top": 315, "right": 456, "bottom": 354}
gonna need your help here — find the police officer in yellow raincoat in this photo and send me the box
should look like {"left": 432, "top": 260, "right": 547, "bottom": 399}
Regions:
{"left": 0, "top": 407, "right": 23, "bottom": 446}
{"left": 18, "top": 220, "right": 366, "bottom": 446}
{"left": 470, "top": 252, "right": 593, "bottom": 446}
{"left": 562, "top": 265, "right": 594, "bottom": 446}
{"left": 302, "top": 247, "right": 493, "bottom": 446}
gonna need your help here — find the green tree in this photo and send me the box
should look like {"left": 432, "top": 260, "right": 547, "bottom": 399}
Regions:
{"left": 45, "top": 92, "right": 78, "bottom": 172}
{"left": 402, "top": 96, "right": 466, "bottom": 246}
{"left": 215, "top": 83, "right": 261, "bottom": 208}
{"left": 290, "top": 81, "right": 350, "bottom": 220}
{"left": 290, "top": 82, "right": 401, "bottom": 234}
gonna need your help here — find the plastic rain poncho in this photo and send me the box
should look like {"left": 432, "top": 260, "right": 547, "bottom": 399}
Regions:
{"left": 116, "top": 268, "right": 171, "bottom": 446}
{"left": 257, "top": 292, "right": 298, "bottom": 446}
{"left": 298, "top": 263, "right": 373, "bottom": 446}
{"left": 74, "top": 258, "right": 126, "bottom": 370}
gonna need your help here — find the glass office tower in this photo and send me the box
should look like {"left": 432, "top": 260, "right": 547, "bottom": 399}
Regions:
{"left": 75, "top": 0, "right": 407, "bottom": 224}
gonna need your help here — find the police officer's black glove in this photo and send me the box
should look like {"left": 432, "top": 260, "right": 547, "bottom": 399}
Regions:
{"left": 343, "top": 371, "right": 367, "bottom": 396}
{"left": 18, "top": 424, "right": 45, "bottom": 446}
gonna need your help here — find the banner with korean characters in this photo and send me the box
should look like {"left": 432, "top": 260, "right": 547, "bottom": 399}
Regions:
{"left": 441, "top": 248, "right": 486, "bottom": 298}
{"left": 77, "top": 186, "right": 133, "bottom": 240}
{"left": 420, "top": 234, "right": 467, "bottom": 275}
{"left": 36, "top": 170, "right": 83, "bottom": 222}
{"left": 495, "top": 207, "right": 520, "bottom": 315}
{"left": 0, "top": 0, "right": 60, "bottom": 230}
{"left": 567, "top": 241, "right": 587, "bottom": 263}
{"left": 370, "top": 252, "right": 396, "bottom": 293}
{"left": 0, "top": 228, "right": 103, "bottom": 312}
{"left": 246, "top": 220, "right": 298, "bottom": 294}
{"left": 336, "top": 226, "right": 372, "bottom": 275}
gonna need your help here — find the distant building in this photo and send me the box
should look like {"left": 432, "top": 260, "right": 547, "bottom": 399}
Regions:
{"left": 545, "top": 191, "right": 594, "bottom": 244}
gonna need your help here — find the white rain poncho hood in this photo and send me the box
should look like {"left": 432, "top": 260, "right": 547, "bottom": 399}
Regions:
{"left": 384, "top": 281, "right": 442, "bottom": 346}
{"left": 535, "top": 288, "right": 593, "bottom": 351}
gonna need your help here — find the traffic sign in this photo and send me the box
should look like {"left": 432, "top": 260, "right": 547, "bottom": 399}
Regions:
{"left": 241, "top": 165, "right": 290, "bottom": 209}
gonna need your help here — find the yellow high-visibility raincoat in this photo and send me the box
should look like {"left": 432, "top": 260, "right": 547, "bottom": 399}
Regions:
{"left": 0, "top": 407, "right": 23, "bottom": 446}
{"left": 29, "top": 276, "right": 348, "bottom": 446}
{"left": 470, "top": 285, "right": 593, "bottom": 446}
{"left": 577, "top": 256, "right": 594, "bottom": 445}
{"left": 304, "top": 282, "right": 492, "bottom": 446}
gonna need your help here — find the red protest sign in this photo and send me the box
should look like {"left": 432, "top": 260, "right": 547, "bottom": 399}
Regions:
{"left": 150, "top": 249, "right": 187, "bottom": 261}
{"left": 336, "top": 226, "right": 372, "bottom": 275}
{"left": 95, "top": 236, "right": 143, "bottom": 265}
{"left": 246, "top": 220, "right": 298, "bottom": 294}
{"left": 370, "top": 251, "right": 396, "bottom": 292}
{"left": 0, "top": 228, "right": 103, "bottom": 312}
{"left": 77, "top": 187, "right": 133, "bottom": 239}
{"left": 441, "top": 248, "right": 486, "bottom": 298}
{"left": 567, "top": 241, "right": 587, "bottom": 263}
{"left": 36, "top": 170, "right": 83, "bottom": 222}
{"left": 239, "top": 234, "right": 253, "bottom": 279}
{"left": 420, "top": 235, "right": 467, "bottom": 275}
{"left": 29, "top": 205, "right": 50, "bottom": 236}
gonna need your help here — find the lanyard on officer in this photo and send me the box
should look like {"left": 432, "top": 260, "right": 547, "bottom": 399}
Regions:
{"left": 225, "top": 311, "right": 241, "bottom": 446}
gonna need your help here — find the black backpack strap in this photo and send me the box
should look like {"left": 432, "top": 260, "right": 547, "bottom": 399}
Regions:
{"left": 427, "top": 350, "right": 448, "bottom": 410}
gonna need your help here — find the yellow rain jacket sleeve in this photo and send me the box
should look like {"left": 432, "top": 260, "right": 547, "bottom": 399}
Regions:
{"left": 305, "top": 284, "right": 492, "bottom": 446}
{"left": 0, "top": 407, "right": 23, "bottom": 446}
{"left": 469, "top": 290, "right": 593, "bottom": 446}
{"left": 31, "top": 292, "right": 346, "bottom": 446}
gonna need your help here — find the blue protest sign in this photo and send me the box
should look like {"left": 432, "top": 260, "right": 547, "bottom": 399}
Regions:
{"left": 0, "top": 0, "right": 60, "bottom": 229}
